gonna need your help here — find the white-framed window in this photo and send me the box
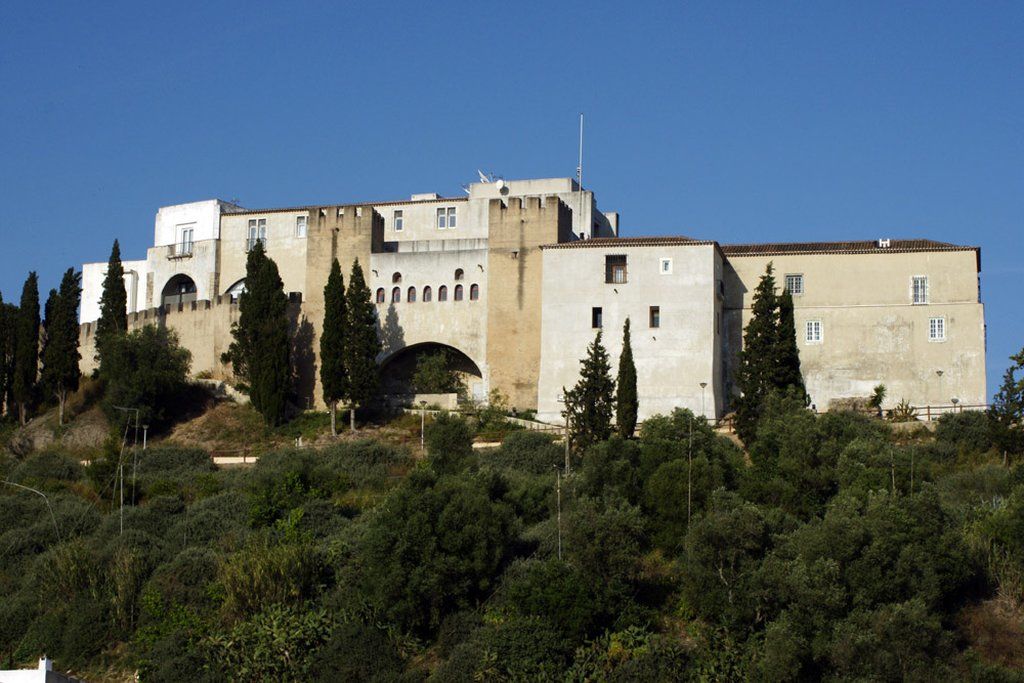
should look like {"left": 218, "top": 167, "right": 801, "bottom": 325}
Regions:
{"left": 912, "top": 276, "right": 929, "bottom": 304}
{"left": 929, "top": 316, "right": 946, "bottom": 342}
{"left": 177, "top": 224, "right": 194, "bottom": 255}
{"left": 437, "top": 206, "right": 457, "bottom": 229}
{"left": 785, "top": 273, "right": 804, "bottom": 295}
{"left": 394, "top": 210, "right": 404, "bottom": 231}
{"left": 805, "top": 320, "right": 823, "bottom": 344}
{"left": 247, "top": 218, "right": 267, "bottom": 251}
{"left": 295, "top": 215, "right": 307, "bottom": 238}
{"left": 659, "top": 258, "right": 673, "bottom": 275}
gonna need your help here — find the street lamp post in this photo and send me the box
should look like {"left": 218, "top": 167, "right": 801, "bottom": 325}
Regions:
{"left": 557, "top": 392, "right": 571, "bottom": 475}
{"left": 951, "top": 397, "right": 960, "bottom": 414}
{"left": 699, "top": 382, "right": 708, "bottom": 419}
{"left": 419, "top": 400, "right": 427, "bottom": 454}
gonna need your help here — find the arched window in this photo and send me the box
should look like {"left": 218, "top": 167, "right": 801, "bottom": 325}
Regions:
{"left": 226, "top": 279, "right": 246, "bottom": 303}
{"left": 454, "top": 268, "right": 464, "bottom": 281}
{"left": 391, "top": 287, "right": 401, "bottom": 303}
{"left": 392, "top": 272, "right": 402, "bottom": 284}
{"left": 470, "top": 284, "right": 480, "bottom": 301}
{"left": 161, "top": 274, "right": 198, "bottom": 307}
{"left": 454, "top": 284, "right": 464, "bottom": 301}
{"left": 375, "top": 288, "right": 385, "bottom": 304}
{"left": 407, "top": 286, "right": 417, "bottom": 303}
{"left": 438, "top": 285, "right": 448, "bottom": 302}
{"left": 423, "top": 286, "right": 432, "bottom": 302}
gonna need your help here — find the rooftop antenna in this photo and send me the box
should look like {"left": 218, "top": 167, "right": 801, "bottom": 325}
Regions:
{"left": 576, "top": 113, "right": 585, "bottom": 238}
{"left": 477, "top": 169, "right": 490, "bottom": 183}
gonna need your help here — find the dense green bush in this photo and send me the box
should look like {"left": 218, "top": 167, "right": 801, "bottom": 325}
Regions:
{"left": 936, "top": 410, "right": 998, "bottom": 456}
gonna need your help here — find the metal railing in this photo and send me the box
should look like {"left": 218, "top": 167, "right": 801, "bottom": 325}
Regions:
{"left": 167, "top": 242, "right": 194, "bottom": 258}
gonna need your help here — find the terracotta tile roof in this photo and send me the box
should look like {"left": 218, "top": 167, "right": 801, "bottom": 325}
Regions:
{"left": 719, "top": 238, "right": 978, "bottom": 256}
{"left": 224, "top": 196, "right": 468, "bottom": 216}
{"left": 542, "top": 236, "right": 714, "bottom": 249}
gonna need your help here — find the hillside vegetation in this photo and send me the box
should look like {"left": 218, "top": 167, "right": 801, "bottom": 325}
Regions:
{"left": 2, "top": 394, "right": 1023, "bottom": 682}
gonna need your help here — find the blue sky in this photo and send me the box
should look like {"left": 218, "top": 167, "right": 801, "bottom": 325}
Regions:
{"left": 1, "top": 1, "right": 1020, "bottom": 396}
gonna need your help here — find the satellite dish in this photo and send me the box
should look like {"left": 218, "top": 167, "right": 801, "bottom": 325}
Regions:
{"left": 495, "top": 178, "right": 505, "bottom": 191}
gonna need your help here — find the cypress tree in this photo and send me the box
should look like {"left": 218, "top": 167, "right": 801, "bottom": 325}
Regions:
{"left": 734, "top": 262, "right": 780, "bottom": 444}
{"left": 615, "top": 318, "right": 638, "bottom": 438}
{"left": 12, "top": 272, "right": 40, "bottom": 425}
{"left": 41, "top": 269, "right": 82, "bottom": 425}
{"left": 224, "top": 242, "right": 291, "bottom": 425}
{"left": 774, "top": 289, "right": 805, "bottom": 395}
{"left": 563, "top": 329, "right": 616, "bottom": 453}
{"left": 0, "top": 291, "right": 14, "bottom": 417}
{"left": 320, "top": 258, "right": 347, "bottom": 436}
{"left": 343, "top": 258, "right": 381, "bottom": 430}
{"left": 95, "top": 239, "right": 128, "bottom": 376}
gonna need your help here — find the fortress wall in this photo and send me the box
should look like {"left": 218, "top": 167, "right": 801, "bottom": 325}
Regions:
{"left": 485, "top": 196, "right": 573, "bottom": 410}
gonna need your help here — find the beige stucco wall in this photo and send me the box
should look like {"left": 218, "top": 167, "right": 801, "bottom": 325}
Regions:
{"left": 217, "top": 210, "right": 311, "bottom": 297}
{"left": 723, "top": 249, "right": 986, "bottom": 410}
{"left": 537, "top": 243, "right": 723, "bottom": 424}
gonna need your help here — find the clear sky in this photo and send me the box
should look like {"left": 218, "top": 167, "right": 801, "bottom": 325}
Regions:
{"left": 1, "top": 1, "right": 1020, "bottom": 397}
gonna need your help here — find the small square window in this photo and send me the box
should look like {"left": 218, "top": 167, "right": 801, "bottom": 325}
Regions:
{"left": 929, "top": 317, "right": 946, "bottom": 341}
{"left": 649, "top": 306, "right": 660, "bottom": 328}
{"left": 592, "top": 307, "right": 603, "bottom": 329}
{"left": 437, "top": 208, "right": 447, "bottom": 229}
{"left": 912, "top": 276, "right": 929, "bottom": 304}
{"left": 660, "top": 258, "right": 673, "bottom": 275}
{"left": 785, "top": 274, "right": 804, "bottom": 295}
{"left": 805, "top": 320, "right": 823, "bottom": 344}
{"left": 394, "top": 210, "right": 404, "bottom": 231}
{"left": 295, "top": 215, "right": 307, "bottom": 238}
{"left": 447, "top": 207, "right": 457, "bottom": 229}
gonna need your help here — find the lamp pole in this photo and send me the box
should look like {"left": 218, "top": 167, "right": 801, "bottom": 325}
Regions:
{"left": 558, "top": 392, "right": 571, "bottom": 475}
{"left": 2, "top": 480, "right": 61, "bottom": 543}
{"left": 699, "top": 382, "right": 708, "bottom": 419}
{"left": 935, "top": 370, "right": 944, "bottom": 415}
{"left": 554, "top": 465, "right": 563, "bottom": 560}
{"left": 419, "top": 400, "right": 427, "bottom": 454}
{"left": 951, "top": 397, "right": 960, "bottom": 414}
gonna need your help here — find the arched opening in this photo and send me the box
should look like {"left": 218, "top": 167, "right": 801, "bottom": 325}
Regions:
{"left": 391, "top": 287, "right": 401, "bottom": 303}
{"left": 392, "top": 272, "right": 402, "bottom": 284}
{"left": 422, "top": 286, "right": 432, "bottom": 302}
{"left": 380, "top": 342, "right": 483, "bottom": 398}
{"left": 376, "top": 288, "right": 386, "bottom": 304}
{"left": 162, "top": 274, "right": 198, "bottom": 307}
{"left": 469, "top": 284, "right": 480, "bottom": 301}
{"left": 407, "top": 286, "right": 417, "bottom": 303}
{"left": 438, "top": 285, "right": 448, "bottom": 302}
{"left": 226, "top": 278, "right": 246, "bottom": 303}
{"left": 454, "top": 284, "right": 464, "bottom": 301}
{"left": 454, "top": 268, "right": 464, "bottom": 281}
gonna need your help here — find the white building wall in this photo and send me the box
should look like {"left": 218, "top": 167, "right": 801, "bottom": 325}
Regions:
{"left": 153, "top": 199, "right": 239, "bottom": 247}
{"left": 537, "top": 243, "right": 721, "bottom": 425}
{"left": 80, "top": 258, "right": 148, "bottom": 324}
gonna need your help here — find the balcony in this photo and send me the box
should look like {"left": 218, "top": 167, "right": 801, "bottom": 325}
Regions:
{"left": 167, "top": 243, "right": 194, "bottom": 260}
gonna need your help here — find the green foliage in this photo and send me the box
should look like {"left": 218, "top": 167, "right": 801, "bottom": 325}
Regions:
{"left": 870, "top": 383, "right": 887, "bottom": 411}
{"left": 95, "top": 239, "right": 127, "bottom": 378}
{"left": 563, "top": 329, "right": 616, "bottom": 453}
{"left": 102, "top": 325, "right": 191, "bottom": 430}
{"left": 615, "top": 318, "right": 638, "bottom": 438}
{"left": 890, "top": 397, "right": 918, "bottom": 422}
{"left": 936, "top": 410, "right": 998, "bottom": 455}
{"left": 224, "top": 241, "right": 291, "bottom": 425}
{"left": 425, "top": 412, "right": 474, "bottom": 475}
{"left": 319, "top": 258, "right": 347, "bottom": 433}
{"left": 0, "top": 294, "right": 18, "bottom": 419}
{"left": 990, "top": 346, "right": 1024, "bottom": 456}
{"left": 40, "top": 268, "right": 82, "bottom": 424}
{"left": 773, "top": 289, "right": 805, "bottom": 395}
{"left": 12, "top": 271, "right": 40, "bottom": 423}
{"left": 219, "top": 537, "right": 327, "bottom": 620}
{"left": 413, "top": 349, "right": 466, "bottom": 396}
{"left": 343, "top": 258, "right": 382, "bottom": 412}
{"left": 489, "top": 430, "right": 563, "bottom": 474}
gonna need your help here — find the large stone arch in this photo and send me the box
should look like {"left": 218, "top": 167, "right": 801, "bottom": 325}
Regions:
{"left": 161, "top": 274, "right": 198, "bottom": 307}
{"left": 379, "top": 342, "right": 484, "bottom": 399}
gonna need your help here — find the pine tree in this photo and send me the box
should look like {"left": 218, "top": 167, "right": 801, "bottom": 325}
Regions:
{"left": 40, "top": 269, "right": 82, "bottom": 425}
{"left": 734, "top": 263, "right": 780, "bottom": 444}
{"left": 343, "top": 258, "right": 381, "bottom": 430}
{"left": 12, "top": 272, "right": 40, "bottom": 425}
{"left": 563, "top": 329, "right": 616, "bottom": 453}
{"left": 615, "top": 318, "right": 638, "bottom": 438}
{"left": 320, "top": 258, "right": 347, "bottom": 436}
{"left": 95, "top": 239, "right": 128, "bottom": 377}
{"left": 224, "top": 242, "right": 291, "bottom": 426}
{"left": 774, "top": 289, "right": 805, "bottom": 395}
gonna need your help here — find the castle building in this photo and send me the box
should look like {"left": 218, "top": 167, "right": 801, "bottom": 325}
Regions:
{"left": 79, "top": 177, "right": 987, "bottom": 423}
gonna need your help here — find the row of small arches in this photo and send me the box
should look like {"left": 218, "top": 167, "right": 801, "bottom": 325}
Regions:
{"left": 376, "top": 284, "right": 479, "bottom": 304}
{"left": 392, "top": 268, "right": 467, "bottom": 284}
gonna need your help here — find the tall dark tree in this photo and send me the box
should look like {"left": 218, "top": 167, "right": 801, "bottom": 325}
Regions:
{"left": 95, "top": 239, "right": 128, "bottom": 377}
{"left": 0, "top": 291, "right": 16, "bottom": 417}
{"left": 615, "top": 318, "right": 638, "bottom": 438}
{"left": 773, "top": 290, "right": 805, "bottom": 396}
{"left": 734, "top": 263, "right": 781, "bottom": 444}
{"left": 223, "top": 241, "right": 291, "bottom": 426}
{"left": 320, "top": 258, "right": 347, "bottom": 436}
{"left": 343, "top": 258, "right": 381, "bottom": 430}
{"left": 990, "top": 347, "right": 1024, "bottom": 459}
{"left": 40, "top": 269, "right": 82, "bottom": 425}
{"left": 103, "top": 325, "right": 191, "bottom": 429}
{"left": 563, "top": 329, "right": 616, "bottom": 454}
{"left": 12, "top": 272, "right": 40, "bottom": 424}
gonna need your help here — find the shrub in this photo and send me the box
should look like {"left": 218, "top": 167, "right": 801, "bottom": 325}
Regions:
{"left": 425, "top": 413, "right": 474, "bottom": 475}
{"left": 936, "top": 411, "right": 997, "bottom": 456}
{"left": 10, "top": 450, "right": 84, "bottom": 487}
{"left": 487, "top": 431, "right": 563, "bottom": 474}
{"left": 219, "top": 537, "right": 327, "bottom": 620}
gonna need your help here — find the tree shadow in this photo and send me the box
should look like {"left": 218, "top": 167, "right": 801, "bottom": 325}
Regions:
{"left": 379, "top": 303, "right": 405, "bottom": 359}
{"left": 290, "top": 313, "right": 316, "bottom": 410}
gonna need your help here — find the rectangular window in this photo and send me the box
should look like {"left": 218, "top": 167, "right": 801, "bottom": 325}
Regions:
{"left": 785, "top": 274, "right": 804, "bottom": 295}
{"left": 929, "top": 317, "right": 946, "bottom": 341}
{"left": 805, "top": 320, "right": 823, "bottom": 344}
{"left": 605, "top": 255, "right": 627, "bottom": 284}
{"left": 437, "top": 207, "right": 446, "bottom": 229}
{"left": 649, "top": 306, "right": 660, "bottom": 328}
{"left": 660, "top": 258, "right": 673, "bottom": 275}
{"left": 394, "top": 210, "right": 404, "bottom": 231}
{"left": 592, "top": 307, "right": 603, "bottom": 329}
{"left": 295, "top": 215, "right": 307, "bottom": 238}
{"left": 247, "top": 218, "right": 267, "bottom": 251}
{"left": 912, "top": 276, "right": 929, "bottom": 304}
{"left": 177, "top": 226, "right": 194, "bottom": 255}
{"left": 447, "top": 207, "right": 457, "bottom": 229}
